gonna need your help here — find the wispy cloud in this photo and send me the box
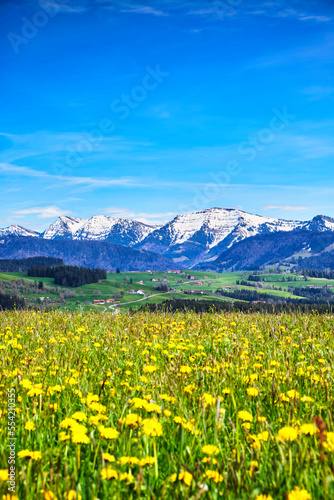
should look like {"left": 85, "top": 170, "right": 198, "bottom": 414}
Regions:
{"left": 120, "top": 5, "right": 168, "bottom": 16}
{"left": 11, "top": 205, "right": 71, "bottom": 219}
{"left": 263, "top": 205, "right": 309, "bottom": 211}
{"left": 6, "top": 0, "right": 334, "bottom": 22}
{"left": 41, "top": 0, "right": 89, "bottom": 14}
{"left": 104, "top": 206, "right": 177, "bottom": 224}
{"left": 274, "top": 8, "right": 331, "bottom": 22}
{"left": 0, "top": 162, "right": 139, "bottom": 190}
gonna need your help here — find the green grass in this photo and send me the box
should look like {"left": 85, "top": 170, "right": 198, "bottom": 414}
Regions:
{"left": 1, "top": 309, "right": 333, "bottom": 499}
{"left": 1, "top": 270, "right": 334, "bottom": 311}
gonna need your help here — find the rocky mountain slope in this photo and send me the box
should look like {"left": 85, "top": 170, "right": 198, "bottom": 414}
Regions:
{"left": 196, "top": 230, "right": 334, "bottom": 271}
{"left": 0, "top": 237, "right": 178, "bottom": 272}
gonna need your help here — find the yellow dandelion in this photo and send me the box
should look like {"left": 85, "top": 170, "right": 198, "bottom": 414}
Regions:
{"left": 25, "top": 421, "right": 36, "bottom": 431}
{"left": 141, "top": 418, "right": 163, "bottom": 437}
{"left": 71, "top": 412, "right": 87, "bottom": 422}
{"left": 247, "top": 387, "right": 259, "bottom": 397}
{"left": 287, "top": 390, "right": 300, "bottom": 399}
{"left": 300, "top": 424, "right": 316, "bottom": 436}
{"left": 180, "top": 366, "right": 192, "bottom": 373}
{"left": 202, "top": 393, "right": 215, "bottom": 406}
{"left": 277, "top": 426, "right": 298, "bottom": 442}
{"left": 99, "top": 427, "right": 119, "bottom": 440}
{"left": 0, "top": 470, "right": 8, "bottom": 481}
{"left": 203, "top": 470, "right": 223, "bottom": 483}
{"left": 202, "top": 445, "right": 219, "bottom": 455}
{"left": 101, "top": 468, "right": 118, "bottom": 480}
{"left": 257, "top": 431, "right": 269, "bottom": 441}
{"left": 138, "top": 457, "right": 155, "bottom": 466}
{"left": 143, "top": 365, "right": 157, "bottom": 373}
{"left": 287, "top": 486, "right": 312, "bottom": 500}
{"left": 238, "top": 411, "right": 253, "bottom": 422}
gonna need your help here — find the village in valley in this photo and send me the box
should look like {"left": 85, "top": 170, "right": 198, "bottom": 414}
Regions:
{"left": 1, "top": 266, "right": 333, "bottom": 312}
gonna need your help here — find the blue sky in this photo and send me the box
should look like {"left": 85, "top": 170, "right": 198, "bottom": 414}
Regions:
{"left": 1, "top": 0, "right": 334, "bottom": 230}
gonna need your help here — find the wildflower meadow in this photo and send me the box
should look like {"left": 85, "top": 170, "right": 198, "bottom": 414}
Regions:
{"left": 0, "top": 310, "right": 333, "bottom": 499}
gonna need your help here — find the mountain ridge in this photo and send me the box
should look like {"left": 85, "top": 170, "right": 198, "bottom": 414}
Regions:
{"left": 0, "top": 236, "right": 179, "bottom": 272}
{"left": 2, "top": 208, "right": 334, "bottom": 268}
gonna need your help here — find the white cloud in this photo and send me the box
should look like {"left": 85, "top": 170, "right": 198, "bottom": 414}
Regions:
{"left": 11, "top": 205, "right": 71, "bottom": 219}
{"left": 41, "top": 1, "right": 89, "bottom": 13}
{"left": 104, "top": 206, "right": 177, "bottom": 224}
{"left": 0, "top": 162, "right": 140, "bottom": 190}
{"left": 121, "top": 6, "right": 168, "bottom": 16}
{"left": 263, "top": 205, "right": 309, "bottom": 211}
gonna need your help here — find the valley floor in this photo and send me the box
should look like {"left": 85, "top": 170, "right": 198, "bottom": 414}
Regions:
{"left": 2, "top": 269, "right": 334, "bottom": 312}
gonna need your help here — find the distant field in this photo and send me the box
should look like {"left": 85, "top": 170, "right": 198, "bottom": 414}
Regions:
{"left": 1, "top": 270, "right": 334, "bottom": 311}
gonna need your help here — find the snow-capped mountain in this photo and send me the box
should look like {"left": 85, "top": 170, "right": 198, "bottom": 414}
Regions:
{"left": 136, "top": 208, "right": 304, "bottom": 265}
{"left": 2, "top": 209, "right": 334, "bottom": 268}
{"left": 0, "top": 225, "right": 39, "bottom": 239}
{"left": 300, "top": 215, "right": 334, "bottom": 232}
{"left": 72, "top": 215, "right": 154, "bottom": 246}
{"left": 41, "top": 216, "right": 87, "bottom": 240}
{"left": 40, "top": 215, "right": 154, "bottom": 247}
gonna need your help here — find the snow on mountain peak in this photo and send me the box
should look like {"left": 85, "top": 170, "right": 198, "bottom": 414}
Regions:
{"left": 42, "top": 216, "right": 87, "bottom": 240}
{"left": 150, "top": 207, "right": 301, "bottom": 248}
{"left": 0, "top": 225, "right": 39, "bottom": 238}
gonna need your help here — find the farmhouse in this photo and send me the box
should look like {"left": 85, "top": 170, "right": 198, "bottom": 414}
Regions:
{"left": 93, "top": 300, "right": 105, "bottom": 305}
{"left": 137, "top": 290, "right": 145, "bottom": 295}
{"left": 106, "top": 298, "right": 115, "bottom": 303}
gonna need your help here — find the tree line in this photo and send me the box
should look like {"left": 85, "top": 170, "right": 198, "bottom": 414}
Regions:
{"left": 27, "top": 265, "right": 107, "bottom": 287}
{"left": 0, "top": 256, "right": 63, "bottom": 273}
{"left": 216, "top": 287, "right": 334, "bottom": 305}
{"left": 291, "top": 286, "right": 334, "bottom": 302}
{"left": 0, "top": 292, "right": 25, "bottom": 311}
{"left": 138, "top": 298, "right": 334, "bottom": 315}
{"left": 298, "top": 269, "right": 334, "bottom": 279}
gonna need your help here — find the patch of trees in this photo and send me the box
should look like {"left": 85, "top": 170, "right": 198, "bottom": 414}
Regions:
{"left": 236, "top": 280, "right": 259, "bottom": 287}
{"left": 298, "top": 269, "right": 334, "bottom": 279}
{"left": 138, "top": 298, "right": 334, "bottom": 315}
{"left": 0, "top": 292, "right": 25, "bottom": 311}
{"left": 27, "top": 265, "right": 107, "bottom": 287}
{"left": 247, "top": 275, "right": 262, "bottom": 282}
{"left": 215, "top": 287, "right": 334, "bottom": 305}
{"left": 0, "top": 256, "right": 63, "bottom": 273}
{"left": 154, "top": 283, "right": 169, "bottom": 292}
{"left": 294, "top": 251, "right": 334, "bottom": 271}
{"left": 216, "top": 288, "right": 283, "bottom": 303}
{"left": 290, "top": 286, "right": 334, "bottom": 302}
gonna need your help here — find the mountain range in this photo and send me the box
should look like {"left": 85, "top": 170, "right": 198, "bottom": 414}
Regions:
{"left": 2, "top": 208, "right": 334, "bottom": 270}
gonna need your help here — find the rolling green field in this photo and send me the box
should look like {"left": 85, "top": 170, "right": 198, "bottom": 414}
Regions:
{"left": 0, "top": 270, "right": 334, "bottom": 312}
